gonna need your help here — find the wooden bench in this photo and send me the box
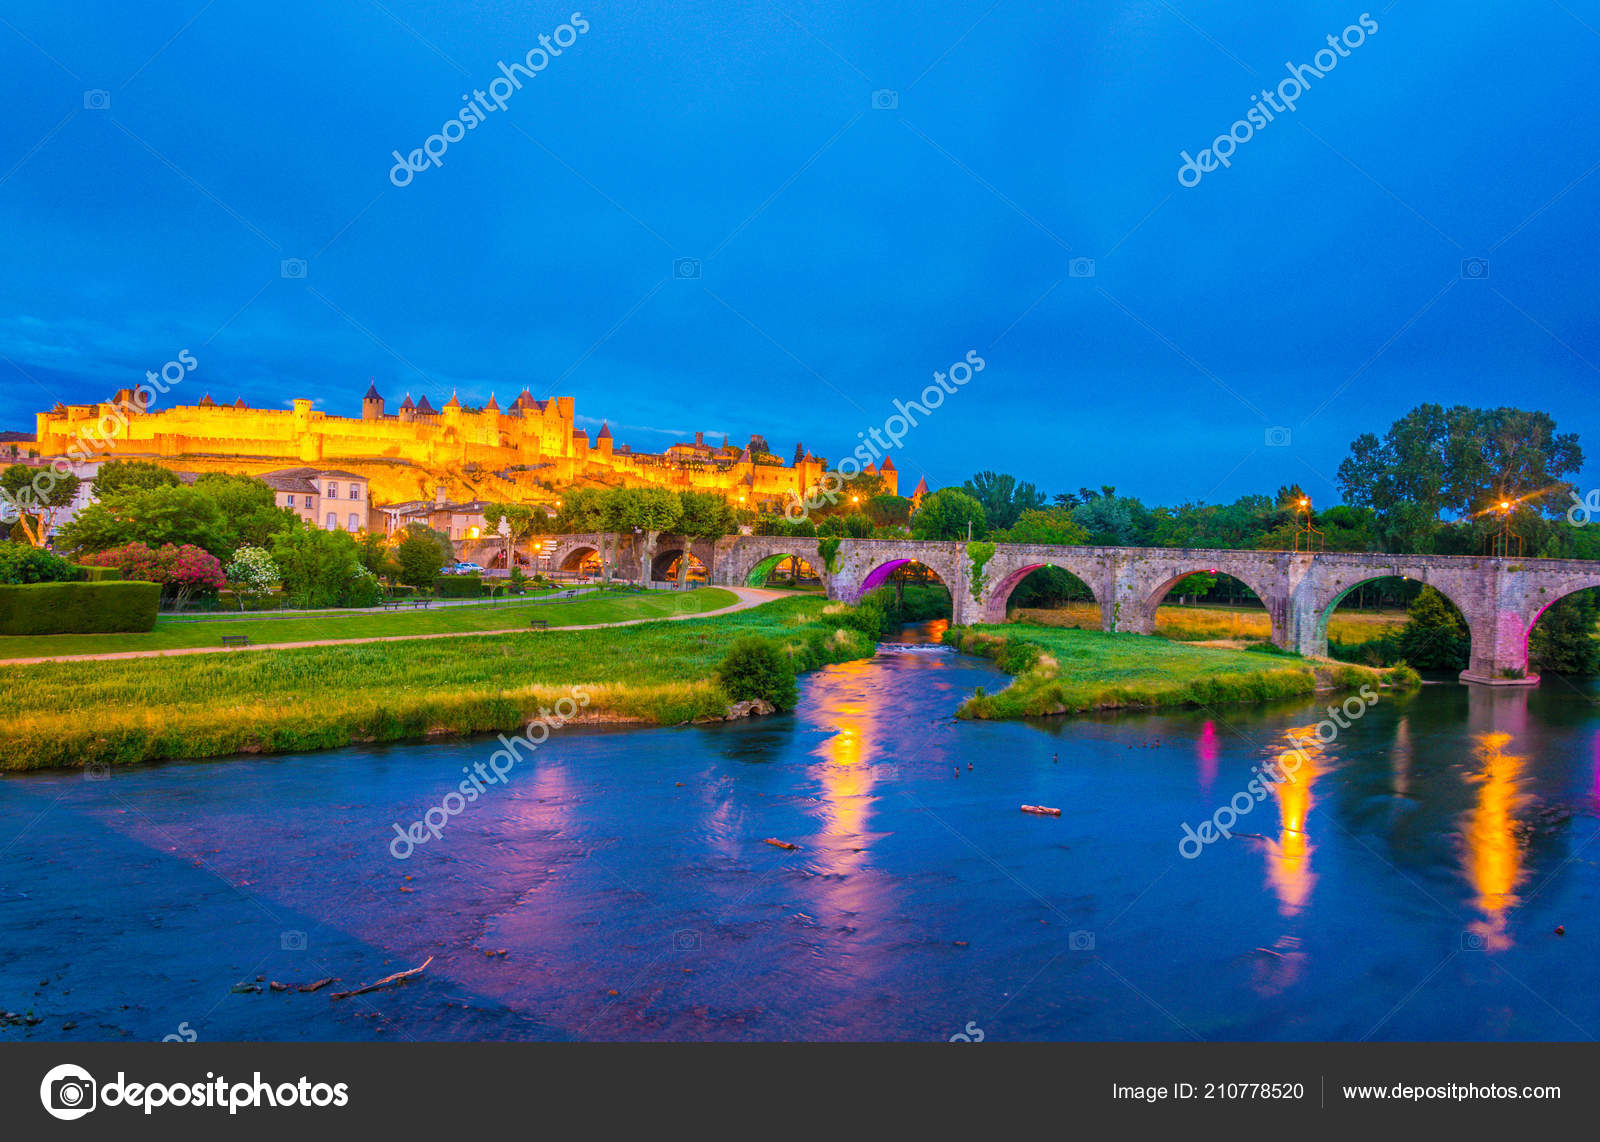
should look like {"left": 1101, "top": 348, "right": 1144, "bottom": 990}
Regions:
{"left": 221, "top": 635, "right": 251, "bottom": 649}
{"left": 410, "top": 599, "right": 432, "bottom": 609}
{"left": 528, "top": 619, "right": 549, "bottom": 630}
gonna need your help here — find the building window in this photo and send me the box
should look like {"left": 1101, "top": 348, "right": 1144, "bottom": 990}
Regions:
{"left": 328, "top": 482, "right": 339, "bottom": 498}
{"left": 350, "top": 485, "right": 361, "bottom": 500}
{"left": 326, "top": 512, "right": 337, "bottom": 530}
{"left": 348, "top": 513, "right": 360, "bottom": 531}
{"left": 285, "top": 494, "right": 295, "bottom": 507}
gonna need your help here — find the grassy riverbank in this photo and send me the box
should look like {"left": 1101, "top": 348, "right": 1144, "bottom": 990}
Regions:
{"left": 1, "top": 596, "right": 876, "bottom": 770}
{"left": 0, "top": 586, "right": 737, "bottom": 659}
{"left": 943, "top": 623, "right": 1416, "bottom": 719}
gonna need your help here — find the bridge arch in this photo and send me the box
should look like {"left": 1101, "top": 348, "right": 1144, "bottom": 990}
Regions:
{"left": 1125, "top": 557, "right": 1285, "bottom": 645}
{"left": 980, "top": 557, "right": 1103, "bottom": 624}
{"left": 556, "top": 544, "right": 602, "bottom": 574}
{"left": 650, "top": 547, "right": 708, "bottom": 583}
{"left": 1307, "top": 570, "right": 1476, "bottom": 668}
{"left": 849, "top": 550, "right": 964, "bottom": 605}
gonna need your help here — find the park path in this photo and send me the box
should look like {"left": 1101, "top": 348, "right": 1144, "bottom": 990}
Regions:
{"left": 0, "top": 587, "right": 790, "bottom": 666}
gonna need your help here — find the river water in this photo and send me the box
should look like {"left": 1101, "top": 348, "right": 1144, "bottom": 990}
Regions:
{"left": 4, "top": 620, "right": 1599, "bottom": 1042}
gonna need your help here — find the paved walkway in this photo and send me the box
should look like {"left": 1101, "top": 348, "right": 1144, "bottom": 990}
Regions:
{"left": 0, "top": 588, "right": 789, "bottom": 666}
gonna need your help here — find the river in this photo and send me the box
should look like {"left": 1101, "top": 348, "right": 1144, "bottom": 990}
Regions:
{"left": 3, "top": 620, "right": 1599, "bottom": 1041}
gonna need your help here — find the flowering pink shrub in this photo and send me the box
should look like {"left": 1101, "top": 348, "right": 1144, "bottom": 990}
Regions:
{"left": 81, "top": 542, "right": 225, "bottom": 598}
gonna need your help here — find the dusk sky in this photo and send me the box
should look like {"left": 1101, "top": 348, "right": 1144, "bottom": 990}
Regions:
{"left": 3, "top": 0, "right": 1597, "bottom": 505}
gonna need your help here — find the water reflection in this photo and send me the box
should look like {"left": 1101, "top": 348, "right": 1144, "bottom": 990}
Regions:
{"left": 1264, "top": 726, "right": 1323, "bottom": 918}
{"left": 1462, "top": 730, "right": 1527, "bottom": 951}
{"left": 1196, "top": 720, "right": 1219, "bottom": 798}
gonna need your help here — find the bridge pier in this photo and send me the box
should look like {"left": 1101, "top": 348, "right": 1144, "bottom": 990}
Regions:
{"left": 1459, "top": 610, "right": 1541, "bottom": 687}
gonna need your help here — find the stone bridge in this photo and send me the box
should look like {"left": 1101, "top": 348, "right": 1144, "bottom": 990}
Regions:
{"left": 525, "top": 534, "right": 1600, "bottom": 686}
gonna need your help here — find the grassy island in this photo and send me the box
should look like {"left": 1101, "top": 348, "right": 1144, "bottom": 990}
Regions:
{"left": 942, "top": 623, "right": 1418, "bottom": 719}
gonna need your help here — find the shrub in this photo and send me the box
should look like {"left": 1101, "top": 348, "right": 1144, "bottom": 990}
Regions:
{"left": 0, "top": 541, "right": 78, "bottom": 584}
{"left": 0, "top": 581, "right": 160, "bottom": 634}
{"left": 341, "top": 564, "right": 381, "bottom": 608}
{"left": 715, "top": 636, "right": 799, "bottom": 710}
{"left": 271, "top": 521, "right": 362, "bottom": 608}
{"left": 433, "top": 574, "right": 487, "bottom": 598}
{"left": 79, "top": 542, "right": 226, "bottom": 607}
{"left": 75, "top": 565, "right": 123, "bottom": 581}
{"left": 225, "top": 546, "right": 280, "bottom": 601}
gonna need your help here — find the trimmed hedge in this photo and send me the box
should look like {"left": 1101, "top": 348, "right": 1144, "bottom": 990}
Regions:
{"left": 75, "top": 565, "right": 124, "bottom": 581}
{"left": 0, "top": 581, "right": 160, "bottom": 635}
{"left": 433, "top": 575, "right": 486, "bottom": 598}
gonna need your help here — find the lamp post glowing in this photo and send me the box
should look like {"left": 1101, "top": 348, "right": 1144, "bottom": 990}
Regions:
{"left": 1293, "top": 496, "right": 1323, "bottom": 553}
{"left": 1491, "top": 497, "right": 1522, "bottom": 557}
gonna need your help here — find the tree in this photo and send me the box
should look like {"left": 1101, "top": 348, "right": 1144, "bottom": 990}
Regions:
{"left": 271, "top": 519, "right": 363, "bottom": 608}
{"left": 961, "top": 471, "right": 1046, "bottom": 530}
{"left": 93, "top": 459, "right": 180, "bottom": 496}
{"left": 1, "top": 463, "right": 82, "bottom": 546}
{"left": 864, "top": 494, "right": 912, "bottom": 529}
{"left": 554, "top": 487, "right": 608, "bottom": 533}
{"left": 1530, "top": 591, "right": 1600, "bottom": 676}
{"left": 1071, "top": 493, "right": 1153, "bottom": 546}
{"left": 1337, "top": 405, "right": 1584, "bottom": 552}
{"left": 675, "top": 490, "right": 737, "bottom": 587}
{"left": 192, "top": 472, "right": 296, "bottom": 556}
{"left": 910, "top": 489, "right": 987, "bottom": 540}
{"left": 355, "top": 530, "right": 400, "bottom": 580}
{"left": 393, "top": 523, "right": 450, "bottom": 588}
{"left": 57, "top": 485, "right": 226, "bottom": 556}
{"left": 993, "top": 508, "right": 1089, "bottom": 546}
{"left": 1396, "top": 586, "right": 1471, "bottom": 671}
{"left": 602, "top": 486, "right": 680, "bottom": 585}
{"left": 484, "top": 502, "right": 552, "bottom": 569}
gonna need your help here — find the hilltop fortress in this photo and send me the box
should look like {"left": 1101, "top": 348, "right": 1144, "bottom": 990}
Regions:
{"left": 30, "top": 385, "right": 895, "bottom": 510}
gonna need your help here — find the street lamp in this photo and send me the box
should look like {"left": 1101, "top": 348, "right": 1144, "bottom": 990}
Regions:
{"left": 1491, "top": 497, "right": 1522, "bottom": 557}
{"left": 1293, "top": 496, "right": 1323, "bottom": 553}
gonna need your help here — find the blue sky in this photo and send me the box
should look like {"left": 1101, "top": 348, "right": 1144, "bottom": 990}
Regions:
{"left": 2, "top": 0, "right": 1597, "bottom": 506}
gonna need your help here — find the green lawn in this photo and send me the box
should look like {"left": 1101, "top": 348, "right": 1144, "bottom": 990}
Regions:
{"left": 0, "top": 586, "right": 740, "bottom": 659}
{"left": 944, "top": 622, "right": 1401, "bottom": 718}
{"left": 0, "top": 596, "right": 876, "bottom": 769}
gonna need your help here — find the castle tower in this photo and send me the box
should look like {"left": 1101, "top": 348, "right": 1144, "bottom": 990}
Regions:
{"left": 398, "top": 393, "right": 416, "bottom": 424}
{"left": 879, "top": 454, "right": 898, "bottom": 496}
{"left": 362, "top": 381, "right": 384, "bottom": 420}
{"left": 415, "top": 394, "right": 438, "bottom": 422}
{"left": 912, "top": 475, "right": 929, "bottom": 508}
{"left": 596, "top": 420, "right": 613, "bottom": 457}
{"left": 485, "top": 392, "right": 500, "bottom": 415}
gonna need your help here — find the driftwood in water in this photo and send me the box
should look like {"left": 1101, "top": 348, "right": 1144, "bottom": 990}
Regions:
{"left": 297, "top": 978, "right": 336, "bottom": 993}
{"left": 331, "top": 956, "right": 433, "bottom": 1000}
{"left": 1020, "top": 805, "right": 1062, "bottom": 817}
{"left": 763, "top": 838, "right": 800, "bottom": 851}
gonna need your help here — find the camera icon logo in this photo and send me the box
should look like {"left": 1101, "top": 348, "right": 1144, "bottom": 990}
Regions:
{"left": 83, "top": 90, "right": 111, "bottom": 110}
{"left": 40, "top": 1063, "right": 97, "bottom": 1120}
{"left": 871, "top": 89, "right": 899, "bottom": 110}
{"left": 1068, "top": 257, "right": 1096, "bottom": 278}
{"left": 281, "top": 258, "right": 308, "bottom": 279}
{"left": 1265, "top": 425, "right": 1293, "bottom": 447}
{"left": 1461, "top": 930, "right": 1488, "bottom": 951}
{"left": 280, "top": 930, "right": 308, "bottom": 951}
{"left": 673, "top": 929, "right": 700, "bottom": 950}
{"left": 1461, "top": 257, "right": 1490, "bottom": 280}
{"left": 1069, "top": 929, "right": 1095, "bottom": 951}
{"left": 84, "top": 763, "right": 111, "bottom": 781}
{"left": 673, "top": 257, "right": 701, "bottom": 280}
